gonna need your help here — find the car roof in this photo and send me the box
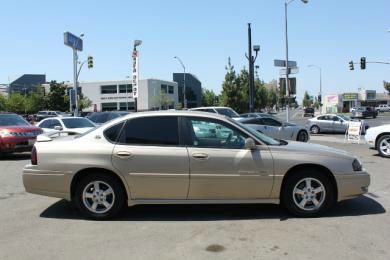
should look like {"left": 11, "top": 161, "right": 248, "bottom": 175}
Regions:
{"left": 40, "top": 116, "right": 85, "bottom": 120}
{"left": 190, "top": 106, "right": 232, "bottom": 110}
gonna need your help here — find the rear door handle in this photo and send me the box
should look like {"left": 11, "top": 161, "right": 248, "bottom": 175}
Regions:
{"left": 192, "top": 152, "right": 209, "bottom": 160}
{"left": 115, "top": 151, "right": 133, "bottom": 159}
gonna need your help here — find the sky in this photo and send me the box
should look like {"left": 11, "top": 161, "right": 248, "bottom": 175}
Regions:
{"left": 0, "top": 0, "right": 389, "bottom": 101}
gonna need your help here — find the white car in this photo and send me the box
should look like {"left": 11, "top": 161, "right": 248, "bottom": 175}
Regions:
{"left": 36, "top": 117, "right": 96, "bottom": 135}
{"left": 364, "top": 124, "right": 390, "bottom": 158}
{"left": 375, "top": 104, "right": 390, "bottom": 112}
{"left": 189, "top": 107, "right": 241, "bottom": 119}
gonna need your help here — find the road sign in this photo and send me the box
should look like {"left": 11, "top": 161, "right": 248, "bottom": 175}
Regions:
{"left": 64, "top": 32, "right": 83, "bottom": 51}
{"left": 274, "top": 59, "right": 297, "bottom": 67}
{"left": 279, "top": 67, "right": 299, "bottom": 76}
{"left": 70, "top": 89, "right": 76, "bottom": 107}
{"left": 279, "top": 78, "right": 296, "bottom": 95}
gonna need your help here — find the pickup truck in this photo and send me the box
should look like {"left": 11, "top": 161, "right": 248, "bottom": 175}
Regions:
{"left": 351, "top": 106, "right": 378, "bottom": 119}
{"left": 375, "top": 104, "right": 390, "bottom": 112}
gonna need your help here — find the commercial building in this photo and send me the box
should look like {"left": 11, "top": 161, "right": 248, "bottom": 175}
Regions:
{"left": 0, "top": 84, "right": 8, "bottom": 96}
{"left": 78, "top": 78, "right": 179, "bottom": 112}
{"left": 323, "top": 89, "right": 390, "bottom": 113}
{"left": 173, "top": 73, "right": 202, "bottom": 108}
{"left": 8, "top": 74, "right": 46, "bottom": 95}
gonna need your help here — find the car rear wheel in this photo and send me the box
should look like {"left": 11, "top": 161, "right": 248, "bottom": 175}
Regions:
{"left": 377, "top": 135, "right": 390, "bottom": 158}
{"left": 297, "top": 130, "right": 309, "bottom": 142}
{"left": 282, "top": 170, "right": 335, "bottom": 217}
{"left": 75, "top": 173, "right": 126, "bottom": 219}
{"left": 310, "top": 125, "right": 320, "bottom": 134}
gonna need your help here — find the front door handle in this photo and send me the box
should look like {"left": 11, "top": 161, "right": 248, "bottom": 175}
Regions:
{"left": 115, "top": 151, "right": 133, "bottom": 159}
{"left": 192, "top": 152, "right": 209, "bottom": 160}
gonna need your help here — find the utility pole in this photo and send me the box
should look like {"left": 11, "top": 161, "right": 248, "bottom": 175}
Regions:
{"left": 245, "top": 23, "right": 260, "bottom": 113}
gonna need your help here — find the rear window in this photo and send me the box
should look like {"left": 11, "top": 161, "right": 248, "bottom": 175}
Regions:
{"left": 119, "top": 116, "right": 179, "bottom": 145}
{"left": 215, "top": 108, "right": 240, "bottom": 118}
{"left": 62, "top": 118, "right": 95, "bottom": 128}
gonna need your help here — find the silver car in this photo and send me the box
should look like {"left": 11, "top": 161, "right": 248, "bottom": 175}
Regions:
{"left": 238, "top": 116, "right": 310, "bottom": 142}
{"left": 23, "top": 111, "right": 369, "bottom": 219}
{"left": 307, "top": 114, "right": 369, "bottom": 134}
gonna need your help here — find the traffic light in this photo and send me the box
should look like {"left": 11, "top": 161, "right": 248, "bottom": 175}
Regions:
{"left": 349, "top": 61, "right": 354, "bottom": 70}
{"left": 360, "top": 57, "right": 366, "bottom": 70}
{"left": 87, "top": 56, "right": 93, "bottom": 69}
{"left": 318, "top": 95, "right": 322, "bottom": 103}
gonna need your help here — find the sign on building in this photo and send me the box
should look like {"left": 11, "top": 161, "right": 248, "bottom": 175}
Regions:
{"left": 345, "top": 121, "right": 363, "bottom": 144}
{"left": 132, "top": 50, "right": 139, "bottom": 98}
{"left": 342, "top": 93, "right": 358, "bottom": 101}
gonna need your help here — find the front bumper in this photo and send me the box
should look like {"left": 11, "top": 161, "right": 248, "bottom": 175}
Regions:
{"left": 23, "top": 165, "right": 72, "bottom": 200}
{"left": 364, "top": 131, "right": 376, "bottom": 149}
{"left": 336, "top": 170, "right": 370, "bottom": 202}
{"left": 0, "top": 137, "right": 36, "bottom": 153}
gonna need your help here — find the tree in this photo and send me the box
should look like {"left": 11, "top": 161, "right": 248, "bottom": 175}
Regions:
{"left": 153, "top": 91, "right": 174, "bottom": 110}
{"left": 220, "top": 58, "right": 245, "bottom": 113}
{"left": 0, "top": 95, "right": 7, "bottom": 111}
{"left": 254, "top": 79, "right": 268, "bottom": 110}
{"left": 302, "top": 91, "right": 312, "bottom": 108}
{"left": 25, "top": 86, "right": 47, "bottom": 113}
{"left": 78, "top": 94, "right": 93, "bottom": 111}
{"left": 202, "top": 88, "right": 217, "bottom": 106}
{"left": 6, "top": 93, "right": 25, "bottom": 114}
{"left": 46, "top": 81, "right": 69, "bottom": 111}
{"left": 384, "top": 81, "right": 390, "bottom": 95}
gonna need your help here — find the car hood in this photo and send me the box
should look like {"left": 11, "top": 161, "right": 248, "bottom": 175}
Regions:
{"left": 366, "top": 124, "right": 390, "bottom": 133}
{"left": 269, "top": 140, "right": 353, "bottom": 159}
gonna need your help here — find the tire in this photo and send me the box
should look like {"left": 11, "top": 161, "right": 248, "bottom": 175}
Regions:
{"left": 310, "top": 125, "right": 320, "bottom": 134}
{"left": 281, "top": 170, "right": 335, "bottom": 217}
{"left": 377, "top": 135, "right": 390, "bottom": 158}
{"left": 74, "top": 173, "right": 126, "bottom": 220}
{"left": 296, "top": 130, "right": 309, "bottom": 142}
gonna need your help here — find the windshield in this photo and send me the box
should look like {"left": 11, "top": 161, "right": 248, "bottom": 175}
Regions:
{"left": 215, "top": 108, "right": 240, "bottom": 118}
{"left": 62, "top": 118, "right": 95, "bottom": 128}
{"left": 226, "top": 117, "right": 281, "bottom": 145}
{"left": 0, "top": 114, "right": 30, "bottom": 126}
{"left": 338, "top": 114, "right": 351, "bottom": 121}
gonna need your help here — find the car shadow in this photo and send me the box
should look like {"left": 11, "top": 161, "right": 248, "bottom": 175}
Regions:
{"left": 40, "top": 195, "right": 385, "bottom": 221}
{"left": 0, "top": 152, "right": 30, "bottom": 161}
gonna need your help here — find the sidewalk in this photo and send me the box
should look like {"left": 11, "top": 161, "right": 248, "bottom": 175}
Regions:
{"left": 309, "top": 134, "right": 367, "bottom": 145}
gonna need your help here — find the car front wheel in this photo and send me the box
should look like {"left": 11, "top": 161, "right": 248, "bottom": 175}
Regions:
{"left": 282, "top": 170, "right": 335, "bottom": 217}
{"left": 377, "top": 135, "right": 390, "bottom": 158}
{"left": 75, "top": 173, "right": 126, "bottom": 219}
{"left": 310, "top": 125, "right": 320, "bottom": 134}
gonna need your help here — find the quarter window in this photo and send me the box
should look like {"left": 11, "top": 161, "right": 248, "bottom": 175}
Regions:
{"left": 104, "top": 122, "right": 125, "bottom": 143}
{"left": 119, "top": 117, "right": 179, "bottom": 145}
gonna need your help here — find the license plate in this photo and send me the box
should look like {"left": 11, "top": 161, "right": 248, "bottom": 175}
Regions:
{"left": 28, "top": 139, "right": 36, "bottom": 146}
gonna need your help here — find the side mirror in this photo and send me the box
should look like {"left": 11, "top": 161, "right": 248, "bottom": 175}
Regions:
{"left": 54, "top": 126, "right": 63, "bottom": 131}
{"left": 244, "top": 138, "right": 257, "bottom": 150}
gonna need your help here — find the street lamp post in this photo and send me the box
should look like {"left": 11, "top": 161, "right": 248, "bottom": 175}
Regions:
{"left": 174, "top": 56, "right": 187, "bottom": 109}
{"left": 308, "top": 64, "right": 322, "bottom": 114}
{"left": 73, "top": 33, "right": 84, "bottom": 117}
{"left": 245, "top": 23, "right": 260, "bottom": 113}
{"left": 284, "top": 0, "right": 308, "bottom": 122}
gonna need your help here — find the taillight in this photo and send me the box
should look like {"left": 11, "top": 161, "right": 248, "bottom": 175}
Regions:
{"left": 31, "top": 146, "right": 37, "bottom": 165}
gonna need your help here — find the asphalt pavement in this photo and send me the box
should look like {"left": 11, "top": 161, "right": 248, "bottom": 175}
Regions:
{"left": 0, "top": 137, "right": 389, "bottom": 259}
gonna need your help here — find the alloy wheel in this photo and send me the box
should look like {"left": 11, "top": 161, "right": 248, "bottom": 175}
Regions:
{"left": 82, "top": 181, "right": 115, "bottom": 214}
{"left": 378, "top": 136, "right": 390, "bottom": 157}
{"left": 292, "top": 177, "right": 326, "bottom": 211}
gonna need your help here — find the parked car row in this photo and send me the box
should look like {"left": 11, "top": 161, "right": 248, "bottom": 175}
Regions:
{"left": 307, "top": 114, "right": 369, "bottom": 134}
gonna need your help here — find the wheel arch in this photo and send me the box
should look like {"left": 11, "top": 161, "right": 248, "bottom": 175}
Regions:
{"left": 375, "top": 132, "right": 390, "bottom": 149}
{"left": 280, "top": 163, "right": 338, "bottom": 202}
{"left": 70, "top": 167, "right": 130, "bottom": 201}
{"left": 296, "top": 129, "right": 309, "bottom": 142}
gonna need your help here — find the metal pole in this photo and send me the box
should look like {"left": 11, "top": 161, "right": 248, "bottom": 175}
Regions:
{"left": 248, "top": 23, "right": 254, "bottom": 113}
{"left": 126, "top": 83, "right": 128, "bottom": 111}
{"left": 285, "top": 2, "right": 290, "bottom": 122}
{"left": 183, "top": 67, "right": 187, "bottom": 109}
{"left": 73, "top": 48, "right": 78, "bottom": 117}
{"left": 319, "top": 67, "right": 322, "bottom": 114}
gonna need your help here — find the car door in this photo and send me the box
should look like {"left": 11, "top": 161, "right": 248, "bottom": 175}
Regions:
{"left": 261, "top": 117, "right": 283, "bottom": 139}
{"left": 111, "top": 116, "right": 189, "bottom": 199}
{"left": 332, "top": 116, "right": 346, "bottom": 133}
{"left": 183, "top": 117, "right": 274, "bottom": 199}
{"left": 317, "top": 115, "right": 333, "bottom": 132}
{"left": 242, "top": 118, "right": 267, "bottom": 135}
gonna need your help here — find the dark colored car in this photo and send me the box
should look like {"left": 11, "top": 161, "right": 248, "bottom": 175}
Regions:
{"left": 303, "top": 107, "right": 315, "bottom": 117}
{"left": 86, "top": 111, "right": 130, "bottom": 125}
{"left": 0, "top": 113, "right": 42, "bottom": 154}
{"left": 351, "top": 107, "right": 378, "bottom": 119}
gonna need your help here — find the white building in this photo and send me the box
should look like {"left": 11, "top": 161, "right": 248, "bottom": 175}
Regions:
{"left": 0, "top": 84, "right": 8, "bottom": 96}
{"left": 78, "top": 79, "right": 179, "bottom": 112}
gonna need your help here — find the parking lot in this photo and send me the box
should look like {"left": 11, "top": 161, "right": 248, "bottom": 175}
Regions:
{"left": 1, "top": 120, "right": 390, "bottom": 260}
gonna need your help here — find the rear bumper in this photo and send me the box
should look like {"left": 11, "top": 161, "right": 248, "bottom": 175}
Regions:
{"left": 23, "top": 165, "right": 72, "bottom": 200}
{"left": 336, "top": 171, "right": 370, "bottom": 202}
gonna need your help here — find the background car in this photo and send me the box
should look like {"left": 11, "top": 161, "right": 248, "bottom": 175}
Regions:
{"left": 365, "top": 124, "right": 390, "bottom": 158}
{"left": 351, "top": 106, "right": 377, "bottom": 119}
{"left": 0, "top": 113, "right": 42, "bottom": 155}
{"left": 87, "top": 111, "right": 130, "bottom": 125}
{"left": 375, "top": 104, "right": 390, "bottom": 113}
{"left": 36, "top": 117, "right": 96, "bottom": 135}
{"left": 307, "top": 114, "right": 369, "bottom": 134}
{"left": 303, "top": 107, "right": 315, "bottom": 117}
{"left": 23, "top": 111, "right": 370, "bottom": 219}
{"left": 35, "top": 111, "right": 64, "bottom": 122}
{"left": 240, "top": 112, "right": 279, "bottom": 121}
{"left": 238, "top": 116, "right": 310, "bottom": 142}
{"left": 189, "top": 106, "right": 240, "bottom": 119}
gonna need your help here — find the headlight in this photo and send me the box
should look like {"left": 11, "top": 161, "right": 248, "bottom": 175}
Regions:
{"left": 352, "top": 159, "right": 362, "bottom": 171}
{"left": 0, "top": 130, "right": 13, "bottom": 137}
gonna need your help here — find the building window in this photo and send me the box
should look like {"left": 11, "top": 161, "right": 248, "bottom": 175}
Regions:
{"left": 119, "top": 84, "right": 132, "bottom": 93}
{"left": 119, "top": 102, "right": 135, "bottom": 111}
{"left": 101, "top": 102, "right": 118, "bottom": 111}
{"left": 101, "top": 85, "right": 117, "bottom": 94}
{"left": 168, "top": 85, "right": 174, "bottom": 94}
{"left": 161, "top": 84, "right": 167, "bottom": 93}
